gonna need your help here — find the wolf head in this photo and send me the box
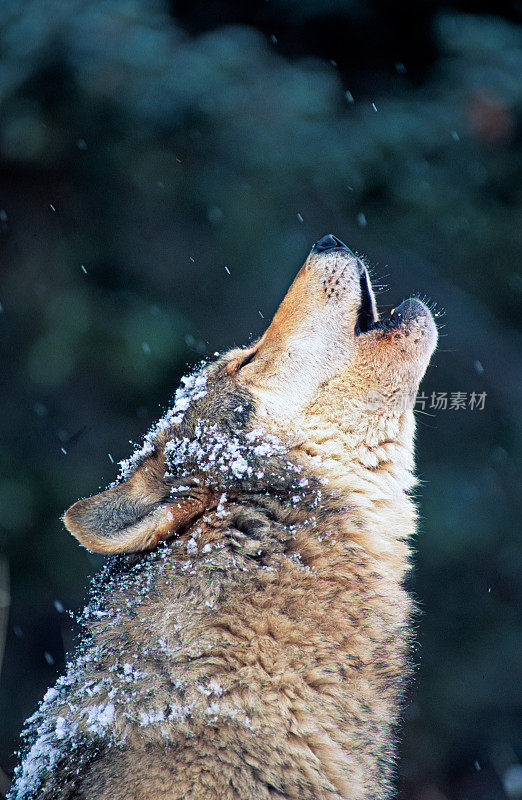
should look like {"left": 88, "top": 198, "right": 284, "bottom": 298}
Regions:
{"left": 64, "top": 235, "right": 437, "bottom": 554}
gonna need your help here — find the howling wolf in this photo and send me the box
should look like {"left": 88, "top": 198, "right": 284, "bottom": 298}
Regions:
{"left": 10, "top": 235, "right": 437, "bottom": 799}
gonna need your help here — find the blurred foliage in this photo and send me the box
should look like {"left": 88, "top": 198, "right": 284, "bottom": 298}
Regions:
{"left": 0, "top": 1, "right": 521, "bottom": 798}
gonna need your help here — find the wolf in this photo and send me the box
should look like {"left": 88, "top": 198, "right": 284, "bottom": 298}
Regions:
{"left": 9, "top": 234, "right": 437, "bottom": 800}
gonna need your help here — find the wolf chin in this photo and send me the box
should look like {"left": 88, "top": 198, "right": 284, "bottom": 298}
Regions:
{"left": 10, "top": 234, "right": 437, "bottom": 800}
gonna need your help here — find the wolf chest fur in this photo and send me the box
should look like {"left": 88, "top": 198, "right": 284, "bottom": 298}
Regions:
{"left": 10, "top": 234, "right": 437, "bottom": 800}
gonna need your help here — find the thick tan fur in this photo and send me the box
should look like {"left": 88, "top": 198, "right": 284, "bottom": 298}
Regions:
{"left": 10, "top": 237, "right": 437, "bottom": 800}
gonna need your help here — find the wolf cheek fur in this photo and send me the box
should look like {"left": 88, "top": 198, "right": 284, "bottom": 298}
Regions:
{"left": 10, "top": 235, "right": 437, "bottom": 800}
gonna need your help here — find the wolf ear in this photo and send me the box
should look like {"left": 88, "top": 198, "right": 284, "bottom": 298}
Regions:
{"left": 63, "top": 478, "right": 212, "bottom": 555}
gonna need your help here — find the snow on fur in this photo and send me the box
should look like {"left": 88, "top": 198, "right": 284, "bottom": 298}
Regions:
{"left": 115, "top": 367, "right": 208, "bottom": 484}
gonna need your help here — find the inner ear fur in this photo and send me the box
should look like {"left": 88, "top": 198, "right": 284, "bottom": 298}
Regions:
{"left": 63, "top": 479, "right": 213, "bottom": 555}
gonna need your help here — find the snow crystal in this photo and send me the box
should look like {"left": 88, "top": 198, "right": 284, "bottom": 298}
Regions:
{"left": 168, "top": 703, "right": 193, "bottom": 722}
{"left": 42, "top": 687, "right": 59, "bottom": 705}
{"left": 85, "top": 679, "right": 105, "bottom": 697}
{"left": 54, "top": 717, "right": 68, "bottom": 740}
{"left": 247, "top": 429, "right": 286, "bottom": 454}
{"left": 204, "top": 702, "right": 237, "bottom": 721}
{"left": 216, "top": 493, "right": 227, "bottom": 518}
{"left": 253, "top": 442, "right": 275, "bottom": 457}
{"left": 230, "top": 452, "right": 249, "bottom": 478}
{"left": 83, "top": 702, "right": 114, "bottom": 736}
{"left": 138, "top": 709, "right": 164, "bottom": 726}
{"left": 208, "top": 680, "right": 223, "bottom": 696}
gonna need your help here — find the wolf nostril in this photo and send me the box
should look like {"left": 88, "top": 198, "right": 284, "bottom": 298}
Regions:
{"left": 314, "top": 234, "right": 351, "bottom": 253}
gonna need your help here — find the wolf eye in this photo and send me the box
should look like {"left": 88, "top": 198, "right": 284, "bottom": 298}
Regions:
{"left": 237, "top": 350, "right": 257, "bottom": 369}
{"left": 225, "top": 346, "right": 258, "bottom": 375}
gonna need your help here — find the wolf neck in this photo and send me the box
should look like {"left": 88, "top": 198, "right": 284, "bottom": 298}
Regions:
{"left": 292, "top": 403, "right": 418, "bottom": 569}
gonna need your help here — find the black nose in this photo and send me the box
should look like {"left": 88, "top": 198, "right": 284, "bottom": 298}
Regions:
{"left": 313, "top": 234, "right": 351, "bottom": 253}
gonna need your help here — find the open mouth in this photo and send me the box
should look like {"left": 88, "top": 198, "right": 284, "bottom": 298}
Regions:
{"left": 311, "top": 235, "right": 418, "bottom": 338}
{"left": 355, "top": 269, "right": 402, "bottom": 336}
{"left": 354, "top": 269, "right": 377, "bottom": 334}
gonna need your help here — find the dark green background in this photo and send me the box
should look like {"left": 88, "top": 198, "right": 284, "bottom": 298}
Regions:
{"left": 0, "top": 1, "right": 521, "bottom": 798}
